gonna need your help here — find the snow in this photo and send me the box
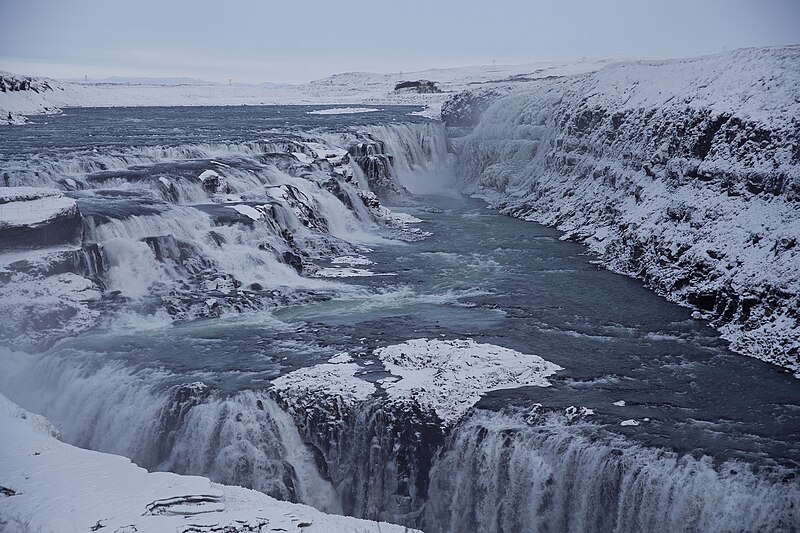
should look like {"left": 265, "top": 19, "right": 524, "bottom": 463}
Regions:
{"left": 307, "top": 107, "right": 380, "bottom": 115}
{"left": 291, "top": 151, "right": 314, "bottom": 164}
{"left": 328, "top": 352, "right": 354, "bottom": 364}
{"left": 376, "top": 339, "right": 562, "bottom": 424}
{"left": 0, "top": 188, "right": 77, "bottom": 228}
{"left": 271, "top": 361, "right": 376, "bottom": 408}
{"left": 1, "top": 57, "right": 612, "bottom": 122}
{"left": 0, "top": 187, "right": 62, "bottom": 204}
{"left": 0, "top": 393, "right": 416, "bottom": 533}
{"left": 197, "top": 169, "right": 221, "bottom": 185}
{"left": 230, "top": 204, "right": 263, "bottom": 221}
{"left": 331, "top": 255, "right": 374, "bottom": 266}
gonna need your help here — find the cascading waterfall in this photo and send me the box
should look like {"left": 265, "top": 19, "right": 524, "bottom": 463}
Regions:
{"left": 0, "top": 346, "right": 341, "bottom": 513}
{"left": 321, "top": 121, "right": 454, "bottom": 196}
{"left": 425, "top": 410, "right": 800, "bottom": 533}
{"left": 0, "top": 117, "right": 455, "bottom": 521}
{"left": 2, "top": 108, "right": 799, "bottom": 533}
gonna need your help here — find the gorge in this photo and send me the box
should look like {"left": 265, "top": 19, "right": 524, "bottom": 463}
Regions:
{"left": 1, "top": 46, "right": 799, "bottom": 533}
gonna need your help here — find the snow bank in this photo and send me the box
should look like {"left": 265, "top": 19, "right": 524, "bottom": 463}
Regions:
{"left": 0, "top": 188, "right": 77, "bottom": 228}
{"left": 1, "top": 58, "right": 611, "bottom": 122}
{"left": 0, "top": 393, "right": 417, "bottom": 533}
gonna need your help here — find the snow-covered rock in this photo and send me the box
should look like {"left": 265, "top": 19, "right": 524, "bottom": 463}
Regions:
{"left": 448, "top": 45, "right": 800, "bottom": 374}
{"left": 0, "top": 393, "right": 418, "bottom": 533}
{"left": 271, "top": 361, "right": 376, "bottom": 410}
{"left": 0, "top": 188, "right": 82, "bottom": 249}
{"left": 376, "top": 339, "right": 562, "bottom": 424}
{"left": 269, "top": 338, "right": 560, "bottom": 526}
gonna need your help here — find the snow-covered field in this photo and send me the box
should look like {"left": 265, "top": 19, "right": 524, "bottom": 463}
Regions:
{"left": 0, "top": 393, "right": 417, "bottom": 533}
{"left": 2, "top": 44, "right": 800, "bottom": 531}
{"left": 0, "top": 58, "right": 611, "bottom": 123}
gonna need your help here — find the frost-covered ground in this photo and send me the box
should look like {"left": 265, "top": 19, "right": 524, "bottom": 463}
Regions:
{"left": 0, "top": 58, "right": 611, "bottom": 123}
{"left": 0, "top": 393, "right": 417, "bottom": 533}
{"left": 447, "top": 45, "right": 800, "bottom": 373}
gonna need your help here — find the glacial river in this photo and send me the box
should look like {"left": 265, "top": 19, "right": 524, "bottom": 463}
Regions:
{"left": 1, "top": 106, "right": 798, "bottom": 532}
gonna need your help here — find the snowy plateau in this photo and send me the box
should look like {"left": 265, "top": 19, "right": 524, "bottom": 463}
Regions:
{"left": 1, "top": 44, "right": 799, "bottom": 533}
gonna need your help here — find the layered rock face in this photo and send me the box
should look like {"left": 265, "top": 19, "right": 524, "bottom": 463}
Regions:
{"left": 447, "top": 46, "right": 800, "bottom": 373}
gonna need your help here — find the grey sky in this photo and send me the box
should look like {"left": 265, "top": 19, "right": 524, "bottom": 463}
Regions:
{"left": 1, "top": 0, "right": 798, "bottom": 83}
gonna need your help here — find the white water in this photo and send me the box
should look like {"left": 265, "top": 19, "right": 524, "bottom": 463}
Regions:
{"left": 0, "top": 346, "right": 341, "bottom": 513}
{"left": 426, "top": 411, "right": 800, "bottom": 532}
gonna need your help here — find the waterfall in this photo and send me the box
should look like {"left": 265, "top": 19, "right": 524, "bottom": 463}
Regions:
{"left": 0, "top": 346, "right": 341, "bottom": 514}
{"left": 425, "top": 410, "right": 800, "bottom": 533}
{"left": 5, "top": 107, "right": 796, "bottom": 533}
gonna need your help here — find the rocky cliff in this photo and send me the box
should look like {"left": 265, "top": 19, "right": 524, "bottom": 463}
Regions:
{"left": 446, "top": 46, "right": 800, "bottom": 374}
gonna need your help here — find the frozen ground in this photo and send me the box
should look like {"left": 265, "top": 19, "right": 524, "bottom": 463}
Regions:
{"left": 0, "top": 392, "right": 418, "bottom": 533}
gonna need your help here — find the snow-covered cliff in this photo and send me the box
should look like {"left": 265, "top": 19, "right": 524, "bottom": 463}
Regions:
{"left": 447, "top": 45, "right": 800, "bottom": 374}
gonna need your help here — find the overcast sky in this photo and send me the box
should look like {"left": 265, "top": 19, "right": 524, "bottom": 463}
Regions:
{"left": 1, "top": 0, "right": 798, "bottom": 83}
